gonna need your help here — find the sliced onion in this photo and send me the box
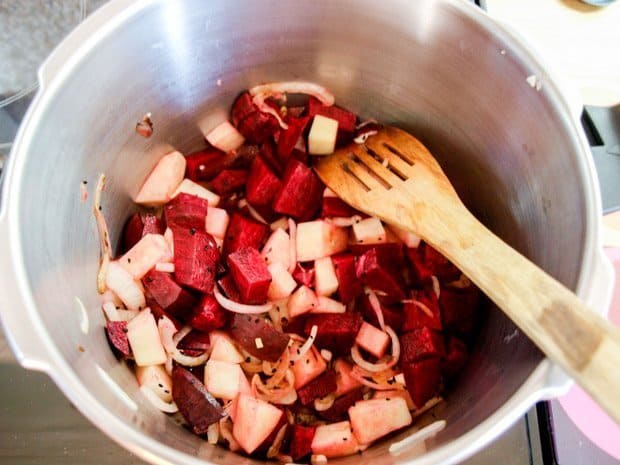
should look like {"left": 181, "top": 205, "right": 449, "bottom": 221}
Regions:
{"left": 267, "top": 423, "right": 289, "bottom": 458}
{"left": 350, "top": 366, "right": 404, "bottom": 391}
{"left": 172, "top": 325, "right": 193, "bottom": 346}
{"left": 102, "top": 301, "right": 138, "bottom": 322}
{"left": 252, "top": 370, "right": 298, "bottom": 405}
{"left": 270, "top": 217, "right": 289, "bottom": 231}
{"left": 266, "top": 350, "right": 291, "bottom": 388}
{"left": 354, "top": 130, "right": 379, "bottom": 144}
{"left": 249, "top": 82, "right": 335, "bottom": 106}
{"left": 291, "top": 325, "right": 317, "bottom": 362}
{"left": 93, "top": 174, "right": 112, "bottom": 294}
{"left": 207, "top": 422, "right": 219, "bottom": 445}
{"left": 405, "top": 299, "right": 433, "bottom": 318}
{"left": 155, "top": 262, "right": 175, "bottom": 273}
{"left": 365, "top": 287, "right": 386, "bottom": 331}
{"left": 239, "top": 199, "right": 268, "bottom": 224}
{"left": 326, "top": 215, "right": 362, "bottom": 227}
{"left": 159, "top": 316, "right": 209, "bottom": 366}
{"left": 447, "top": 274, "right": 472, "bottom": 289}
{"left": 412, "top": 396, "right": 443, "bottom": 418}
{"left": 313, "top": 393, "right": 336, "bottom": 412}
{"left": 139, "top": 385, "right": 179, "bottom": 413}
{"left": 240, "top": 350, "right": 264, "bottom": 374}
{"left": 213, "top": 287, "right": 272, "bottom": 314}
{"left": 288, "top": 218, "right": 297, "bottom": 274}
{"left": 431, "top": 275, "right": 440, "bottom": 299}
{"left": 351, "top": 326, "right": 400, "bottom": 373}
{"left": 219, "top": 418, "right": 241, "bottom": 452}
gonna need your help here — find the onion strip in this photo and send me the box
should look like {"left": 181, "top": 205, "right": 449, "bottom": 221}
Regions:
{"left": 214, "top": 287, "right": 272, "bottom": 314}
{"left": 267, "top": 424, "right": 289, "bottom": 458}
{"left": 350, "top": 367, "right": 405, "bottom": 391}
{"left": 291, "top": 325, "right": 317, "bottom": 362}
{"left": 219, "top": 418, "right": 241, "bottom": 452}
{"left": 288, "top": 218, "right": 297, "bottom": 274}
{"left": 139, "top": 385, "right": 179, "bottom": 413}
{"left": 207, "top": 422, "right": 219, "bottom": 445}
{"left": 158, "top": 317, "right": 209, "bottom": 366}
{"left": 351, "top": 326, "right": 400, "bottom": 373}
{"left": 431, "top": 275, "right": 440, "bottom": 299}
{"left": 250, "top": 81, "right": 335, "bottom": 106}
{"left": 93, "top": 174, "right": 112, "bottom": 294}
{"left": 365, "top": 287, "right": 386, "bottom": 331}
{"left": 313, "top": 393, "right": 336, "bottom": 412}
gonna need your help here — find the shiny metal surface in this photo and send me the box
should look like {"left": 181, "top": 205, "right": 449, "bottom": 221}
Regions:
{"left": 0, "top": 0, "right": 613, "bottom": 465}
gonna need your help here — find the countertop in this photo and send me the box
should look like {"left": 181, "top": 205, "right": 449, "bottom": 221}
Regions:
{"left": 1, "top": 0, "right": 619, "bottom": 464}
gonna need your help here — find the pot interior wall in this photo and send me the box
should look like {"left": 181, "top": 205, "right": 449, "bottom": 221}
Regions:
{"left": 13, "top": 0, "right": 587, "bottom": 463}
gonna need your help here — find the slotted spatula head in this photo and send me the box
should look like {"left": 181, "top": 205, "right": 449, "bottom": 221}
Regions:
{"left": 314, "top": 126, "right": 462, "bottom": 240}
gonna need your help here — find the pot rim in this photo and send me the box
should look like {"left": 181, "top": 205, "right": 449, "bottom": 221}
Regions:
{"left": 0, "top": 0, "right": 613, "bottom": 464}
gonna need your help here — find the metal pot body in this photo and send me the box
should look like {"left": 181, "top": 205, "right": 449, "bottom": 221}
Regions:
{"left": 0, "top": 1, "right": 613, "bottom": 464}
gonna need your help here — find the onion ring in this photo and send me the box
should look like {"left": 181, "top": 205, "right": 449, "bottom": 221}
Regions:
{"left": 214, "top": 287, "right": 272, "bottom": 314}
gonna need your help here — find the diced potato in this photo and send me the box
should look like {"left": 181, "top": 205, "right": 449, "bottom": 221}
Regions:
{"left": 126, "top": 308, "right": 167, "bottom": 366}
{"left": 261, "top": 228, "right": 291, "bottom": 269}
{"left": 349, "top": 398, "right": 412, "bottom": 445}
{"left": 352, "top": 217, "right": 386, "bottom": 244}
{"left": 296, "top": 220, "right": 349, "bottom": 262}
{"left": 233, "top": 394, "right": 283, "bottom": 454}
{"left": 203, "top": 121, "right": 245, "bottom": 153}
{"left": 205, "top": 207, "right": 230, "bottom": 239}
{"left": 288, "top": 285, "right": 319, "bottom": 318}
{"left": 308, "top": 115, "right": 339, "bottom": 155}
{"left": 355, "top": 322, "right": 390, "bottom": 358}
{"left": 387, "top": 224, "right": 421, "bottom": 248}
{"left": 136, "top": 365, "right": 173, "bottom": 402}
{"left": 119, "top": 234, "right": 172, "bottom": 279}
{"left": 209, "top": 331, "right": 244, "bottom": 364}
{"left": 314, "top": 257, "right": 339, "bottom": 296}
{"left": 267, "top": 262, "right": 297, "bottom": 300}
{"left": 311, "top": 296, "right": 346, "bottom": 314}
{"left": 205, "top": 360, "right": 250, "bottom": 400}
{"left": 311, "top": 421, "right": 360, "bottom": 458}
{"left": 105, "top": 261, "right": 146, "bottom": 311}
{"left": 135, "top": 151, "right": 186, "bottom": 206}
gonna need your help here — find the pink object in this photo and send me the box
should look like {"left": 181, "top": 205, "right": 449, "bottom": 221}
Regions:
{"left": 558, "top": 247, "right": 620, "bottom": 459}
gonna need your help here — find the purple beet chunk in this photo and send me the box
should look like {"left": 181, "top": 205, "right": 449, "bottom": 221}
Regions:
{"left": 223, "top": 212, "right": 270, "bottom": 257}
{"left": 122, "top": 213, "right": 144, "bottom": 253}
{"left": 358, "top": 294, "right": 404, "bottom": 332}
{"left": 105, "top": 321, "right": 131, "bottom": 358}
{"left": 303, "top": 313, "right": 363, "bottom": 356}
{"left": 320, "top": 196, "right": 360, "bottom": 219}
{"left": 227, "top": 247, "right": 272, "bottom": 304}
{"left": 289, "top": 425, "right": 316, "bottom": 461}
{"left": 142, "top": 213, "right": 164, "bottom": 236}
{"left": 229, "top": 313, "right": 290, "bottom": 362}
{"left": 211, "top": 169, "right": 248, "bottom": 196}
{"left": 400, "top": 327, "right": 446, "bottom": 363}
{"left": 297, "top": 370, "right": 337, "bottom": 405}
{"left": 164, "top": 193, "right": 209, "bottom": 231}
{"left": 439, "top": 284, "right": 480, "bottom": 334}
{"left": 402, "top": 358, "right": 442, "bottom": 408}
{"left": 171, "top": 366, "right": 226, "bottom": 434}
{"left": 185, "top": 148, "right": 229, "bottom": 182}
{"left": 218, "top": 275, "right": 242, "bottom": 302}
{"left": 188, "top": 295, "right": 227, "bottom": 332}
{"left": 273, "top": 158, "right": 323, "bottom": 221}
{"left": 332, "top": 253, "right": 363, "bottom": 303}
{"left": 292, "top": 263, "right": 315, "bottom": 288}
{"left": 401, "top": 287, "right": 442, "bottom": 332}
{"left": 142, "top": 269, "right": 197, "bottom": 318}
{"left": 318, "top": 388, "right": 364, "bottom": 422}
{"left": 173, "top": 228, "right": 220, "bottom": 294}
{"left": 245, "top": 155, "right": 282, "bottom": 211}
{"left": 355, "top": 247, "right": 406, "bottom": 301}
{"left": 441, "top": 336, "right": 468, "bottom": 380}
{"left": 176, "top": 330, "right": 211, "bottom": 352}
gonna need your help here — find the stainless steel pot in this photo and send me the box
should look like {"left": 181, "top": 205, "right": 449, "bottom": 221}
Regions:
{"left": 0, "top": 1, "right": 614, "bottom": 464}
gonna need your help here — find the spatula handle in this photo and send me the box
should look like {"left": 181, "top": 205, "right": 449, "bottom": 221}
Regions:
{"left": 415, "top": 207, "right": 620, "bottom": 423}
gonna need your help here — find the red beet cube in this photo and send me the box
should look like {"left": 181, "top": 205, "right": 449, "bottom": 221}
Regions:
{"left": 277, "top": 116, "right": 310, "bottom": 162}
{"left": 439, "top": 284, "right": 480, "bottom": 333}
{"left": 273, "top": 158, "right": 323, "bottom": 221}
{"left": 232, "top": 92, "right": 257, "bottom": 126}
{"left": 188, "top": 295, "right": 227, "bottom": 332}
{"left": 318, "top": 388, "right": 364, "bottom": 422}
{"left": 232, "top": 93, "right": 280, "bottom": 144}
{"left": 260, "top": 141, "right": 284, "bottom": 176}
{"left": 303, "top": 313, "right": 363, "bottom": 356}
{"left": 229, "top": 314, "right": 290, "bottom": 362}
{"left": 402, "top": 358, "right": 442, "bottom": 408}
{"left": 350, "top": 242, "right": 405, "bottom": 261}
{"left": 164, "top": 193, "right": 209, "bottom": 231}
{"left": 142, "top": 269, "right": 198, "bottom": 318}
{"left": 210, "top": 169, "right": 248, "bottom": 195}
{"left": 400, "top": 327, "right": 446, "bottom": 363}
{"left": 227, "top": 247, "right": 272, "bottom": 304}
{"left": 185, "top": 148, "right": 229, "bottom": 182}
{"left": 106, "top": 321, "right": 131, "bottom": 358}
{"left": 245, "top": 155, "right": 282, "bottom": 210}
{"left": 321, "top": 197, "right": 360, "bottom": 218}
{"left": 122, "top": 213, "right": 144, "bottom": 252}
{"left": 332, "top": 254, "right": 363, "bottom": 303}
{"left": 423, "top": 244, "right": 461, "bottom": 282}
{"left": 358, "top": 294, "right": 404, "bottom": 332}
{"left": 218, "top": 275, "right": 242, "bottom": 302}
{"left": 173, "top": 229, "right": 220, "bottom": 294}
{"left": 442, "top": 336, "right": 468, "bottom": 380}
{"left": 224, "top": 212, "right": 270, "bottom": 257}
{"left": 297, "top": 370, "right": 337, "bottom": 405}
{"left": 402, "top": 287, "right": 442, "bottom": 332}
{"left": 172, "top": 366, "right": 225, "bottom": 434}
{"left": 307, "top": 97, "right": 357, "bottom": 133}
{"left": 142, "top": 213, "right": 164, "bottom": 235}
{"left": 355, "top": 247, "right": 406, "bottom": 301}
{"left": 145, "top": 297, "right": 182, "bottom": 329}
{"left": 292, "top": 263, "right": 315, "bottom": 288}
{"left": 176, "top": 330, "right": 211, "bottom": 353}
{"left": 406, "top": 247, "right": 433, "bottom": 286}
{"left": 289, "top": 425, "right": 316, "bottom": 461}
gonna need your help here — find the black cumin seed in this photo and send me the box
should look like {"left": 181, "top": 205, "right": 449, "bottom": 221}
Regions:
{"left": 158, "top": 383, "right": 163, "bottom": 388}
{"left": 245, "top": 357, "right": 251, "bottom": 363}
{"left": 190, "top": 228, "right": 196, "bottom": 235}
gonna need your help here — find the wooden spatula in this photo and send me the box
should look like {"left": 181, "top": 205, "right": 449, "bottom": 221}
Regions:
{"left": 314, "top": 126, "right": 620, "bottom": 423}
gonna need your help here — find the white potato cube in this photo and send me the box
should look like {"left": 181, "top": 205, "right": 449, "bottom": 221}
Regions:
{"left": 308, "top": 115, "right": 339, "bottom": 155}
{"left": 135, "top": 151, "right": 186, "bottom": 206}
{"left": 205, "top": 207, "right": 230, "bottom": 238}
{"left": 261, "top": 228, "right": 291, "bottom": 269}
{"left": 204, "top": 120, "right": 245, "bottom": 153}
{"left": 314, "top": 257, "right": 339, "bottom": 296}
{"left": 352, "top": 217, "right": 386, "bottom": 244}
{"left": 267, "top": 262, "right": 297, "bottom": 300}
{"left": 126, "top": 308, "right": 167, "bottom": 366}
{"left": 296, "top": 220, "right": 349, "bottom": 262}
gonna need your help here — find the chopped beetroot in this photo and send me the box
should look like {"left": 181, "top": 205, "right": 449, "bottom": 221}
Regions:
{"left": 164, "top": 193, "right": 209, "bottom": 231}
{"left": 232, "top": 93, "right": 280, "bottom": 144}
{"left": 358, "top": 294, "right": 404, "bottom": 332}
{"left": 232, "top": 92, "right": 257, "bottom": 127}
{"left": 173, "top": 229, "right": 220, "bottom": 294}
{"left": 442, "top": 336, "right": 468, "bottom": 380}
{"left": 402, "top": 358, "right": 442, "bottom": 408}
{"left": 406, "top": 247, "right": 433, "bottom": 286}
{"left": 318, "top": 388, "right": 364, "bottom": 422}
{"left": 400, "top": 327, "right": 446, "bottom": 363}
{"left": 223, "top": 212, "right": 270, "bottom": 257}
{"left": 229, "top": 314, "right": 290, "bottom": 362}
{"left": 142, "top": 269, "right": 198, "bottom": 319}
{"left": 172, "top": 366, "right": 225, "bottom": 434}
{"left": 277, "top": 115, "right": 310, "bottom": 163}
{"left": 350, "top": 242, "right": 405, "bottom": 262}
{"left": 355, "top": 247, "right": 406, "bottom": 301}
{"left": 259, "top": 141, "right": 284, "bottom": 176}
{"left": 303, "top": 313, "right": 362, "bottom": 356}
{"left": 439, "top": 284, "right": 480, "bottom": 334}
{"left": 210, "top": 169, "right": 248, "bottom": 195}
{"left": 176, "top": 330, "right": 211, "bottom": 353}
{"left": 145, "top": 297, "right": 182, "bottom": 329}
{"left": 188, "top": 295, "right": 227, "bottom": 332}
{"left": 292, "top": 263, "right": 315, "bottom": 288}
{"left": 321, "top": 197, "right": 360, "bottom": 219}
{"left": 185, "top": 148, "right": 229, "bottom": 182}
{"left": 218, "top": 275, "right": 242, "bottom": 302}
{"left": 106, "top": 321, "right": 131, "bottom": 358}
{"left": 331, "top": 254, "right": 362, "bottom": 303}
{"left": 289, "top": 424, "right": 316, "bottom": 461}
{"left": 297, "top": 370, "right": 337, "bottom": 405}
{"left": 122, "top": 213, "right": 144, "bottom": 252}
{"left": 422, "top": 244, "right": 461, "bottom": 282}
{"left": 402, "top": 287, "right": 442, "bottom": 332}
{"left": 227, "top": 247, "right": 272, "bottom": 304}
{"left": 245, "top": 155, "right": 282, "bottom": 211}
{"left": 273, "top": 158, "right": 323, "bottom": 221}
{"left": 142, "top": 213, "right": 164, "bottom": 235}
{"left": 307, "top": 97, "right": 357, "bottom": 133}
{"left": 290, "top": 148, "right": 308, "bottom": 165}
